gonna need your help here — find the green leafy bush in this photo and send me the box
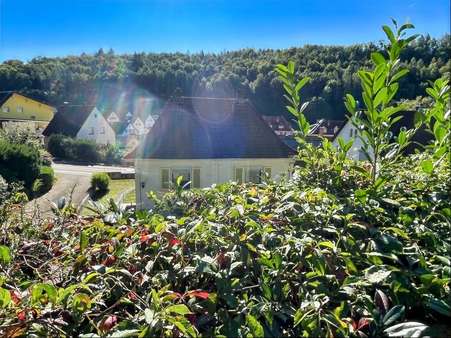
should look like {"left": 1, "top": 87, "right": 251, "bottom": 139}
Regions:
{"left": 72, "top": 139, "right": 101, "bottom": 163}
{"left": 91, "top": 172, "right": 110, "bottom": 192}
{"left": 47, "top": 134, "right": 121, "bottom": 164}
{"left": 47, "top": 133, "right": 73, "bottom": 159}
{"left": 0, "top": 138, "right": 40, "bottom": 189}
{"left": 32, "top": 166, "right": 55, "bottom": 196}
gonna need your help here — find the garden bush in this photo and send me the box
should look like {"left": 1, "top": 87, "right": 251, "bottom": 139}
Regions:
{"left": 32, "top": 166, "right": 55, "bottom": 196}
{"left": 91, "top": 172, "right": 110, "bottom": 192}
{"left": 0, "top": 138, "right": 40, "bottom": 189}
{"left": 47, "top": 133, "right": 73, "bottom": 159}
{"left": 47, "top": 134, "right": 121, "bottom": 164}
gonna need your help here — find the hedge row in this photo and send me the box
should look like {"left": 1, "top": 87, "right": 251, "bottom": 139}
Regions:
{"left": 47, "top": 134, "right": 122, "bottom": 164}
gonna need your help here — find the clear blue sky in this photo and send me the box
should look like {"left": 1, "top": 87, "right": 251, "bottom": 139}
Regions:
{"left": 0, "top": 0, "right": 449, "bottom": 61}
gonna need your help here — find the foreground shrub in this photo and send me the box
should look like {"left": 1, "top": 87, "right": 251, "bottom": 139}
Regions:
{"left": 32, "top": 166, "right": 55, "bottom": 196}
{"left": 0, "top": 139, "right": 40, "bottom": 189}
{"left": 0, "top": 153, "right": 449, "bottom": 337}
{"left": 91, "top": 172, "right": 110, "bottom": 192}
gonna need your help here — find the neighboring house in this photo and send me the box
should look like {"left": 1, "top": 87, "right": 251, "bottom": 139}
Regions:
{"left": 132, "top": 117, "right": 146, "bottom": 135}
{"left": 134, "top": 97, "right": 295, "bottom": 208}
{"left": 76, "top": 107, "right": 116, "bottom": 145}
{"left": 307, "top": 119, "right": 347, "bottom": 147}
{"left": 323, "top": 111, "right": 430, "bottom": 161}
{"left": 106, "top": 111, "right": 120, "bottom": 124}
{"left": 262, "top": 115, "right": 294, "bottom": 136}
{"left": 145, "top": 115, "right": 157, "bottom": 129}
{"left": 0, "top": 92, "right": 56, "bottom": 132}
{"left": 262, "top": 115, "right": 297, "bottom": 150}
{"left": 43, "top": 105, "right": 115, "bottom": 145}
{"left": 330, "top": 120, "right": 369, "bottom": 160}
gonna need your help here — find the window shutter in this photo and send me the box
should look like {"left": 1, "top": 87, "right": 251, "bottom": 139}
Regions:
{"left": 235, "top": 167, "right": 244, "bottom": 184}
{"left": 192, "top": 168, "right": 200, "bottom": 188}
{"left": 161, "top": 168, "right": 170, "bottom": 189}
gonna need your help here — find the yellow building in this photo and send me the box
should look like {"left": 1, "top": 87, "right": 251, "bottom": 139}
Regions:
{"left": 0, "top": 92, "right": 56, "bottom": 132}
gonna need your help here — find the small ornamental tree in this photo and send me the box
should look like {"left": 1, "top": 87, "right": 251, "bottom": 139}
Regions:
{"left": 275, "top": 61, "right": 311, "bottom": 145}
{"left": 421, "top": 77, "right": 450, "bottom": 173}
{"left": 344, "top": 20, "right": 420, "bottom": 185}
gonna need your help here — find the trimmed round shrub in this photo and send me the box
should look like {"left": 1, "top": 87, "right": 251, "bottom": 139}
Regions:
{"left": 91, "top": 172, "right": 110, "bottom": 192}
{"left": 32, "top": 166, "right": 55, "bottom": 196}
{"left": 0, "top": 139, "right": 40, "bottom": 189}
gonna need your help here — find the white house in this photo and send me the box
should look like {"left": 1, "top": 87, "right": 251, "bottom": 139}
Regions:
{"left": 144, "top": 115, "right": 157, "bottom": 129}
{"left": 106, "top": 111, "right": 120, "bottom": 124}
{"left": 76, "top": 107, "right": 116, "bottom": 145}
{"left": 331, "top": 120, "right": 370, "bottom": 160}
{"left": 133, "top": 97, "right": 295, "bottom": 209}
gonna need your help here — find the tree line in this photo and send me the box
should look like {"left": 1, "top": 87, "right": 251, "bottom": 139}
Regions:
{"left": 0, "top": 34, "right": 449, "bottom": 121}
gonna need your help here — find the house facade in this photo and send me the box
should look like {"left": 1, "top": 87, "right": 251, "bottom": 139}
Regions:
{"left": 76, "top": 107, "right": 116, "bottom": 145}
{"left": 0, "top": 92, "right": 55, "bottom": 132}
{"left": 134, "top": 97, "right": 295, "bottom": 209}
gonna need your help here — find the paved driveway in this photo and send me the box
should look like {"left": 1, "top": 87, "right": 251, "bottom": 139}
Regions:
{"left": 26, "top": 163, "right": 134, "bottom": 218}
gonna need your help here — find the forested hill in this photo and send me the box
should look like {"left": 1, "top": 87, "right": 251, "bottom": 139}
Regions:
{"left": 0, "top": 34, "right": 449, "bottom": 121}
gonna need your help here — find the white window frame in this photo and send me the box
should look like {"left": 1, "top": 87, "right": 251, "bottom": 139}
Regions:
{"left": 161, "top": 167, "right": 200, "bottom": 190}
{"left": 17, "top": 106, "right": 24, "bottom": 113}
{"left": 2, "top": 106, "right": 9, "bottom": 113}
{"left": 234, "top": 166, "right": 272, "bottom": 184}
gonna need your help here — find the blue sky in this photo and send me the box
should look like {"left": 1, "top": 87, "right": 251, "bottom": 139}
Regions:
{"left": 0, "top": 0, "right": 449, "bottom": 61}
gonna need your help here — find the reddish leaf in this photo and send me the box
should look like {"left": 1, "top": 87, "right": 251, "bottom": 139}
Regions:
{"left": 17, "top": 310, "right": 26, "bottom": 321}
{"left": 169, "top": 238, "right": 182, "bottom": 247}
{"left": 128, "top": 291, "right": 138, "bottom": 301}
{"left": 357, "top": 318, "right": 370, "bottom": 330}
{"left": 186, "top": 290, "right": 210, "bottom": 300}
{"left": 99, "top": 315, "right": 117, "bottom": 332}
{"left": 102, "top": 255, "right": 116, "bottom": 267}
{"left": 10, "top": 290, "right": 21, "bottom": 305}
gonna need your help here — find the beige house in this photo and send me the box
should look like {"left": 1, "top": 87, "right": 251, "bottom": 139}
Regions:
{"left": 134, "top": 97, "right": 295, "bottom": 209}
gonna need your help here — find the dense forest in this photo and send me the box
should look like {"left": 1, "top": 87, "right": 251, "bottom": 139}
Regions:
{"left": 0, "top": 34, "right": 449, "bottom": 121}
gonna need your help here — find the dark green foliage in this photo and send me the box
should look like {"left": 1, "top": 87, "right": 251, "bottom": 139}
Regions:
{"left": 91, "top": 172, "right": 110, "bottom": 192}
{"left": 47, "top": 133, "right": 72, "bottom": 159}
{"left": 0, "top": 139, "right": 40, "bottom": 189}
{"left": 72, "top": 139, "right": 101, "bottom": 163}
{"left": 100, "top": 144, "right": 123, "bottom": 165}
{"left": 1, "top": 35, "right": 449, "bottom": 121}
{"left": 47, "top": 134, "right": 121, "bottom": 164}
{"left": 32, "top": 166, "right": 55, "bottom": 197}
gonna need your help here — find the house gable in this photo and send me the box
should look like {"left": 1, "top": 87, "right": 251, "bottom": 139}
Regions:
{"left": 107, "top": 111, "right": 120, "bottom": 123}
{"left": 76, "top": 107, "right": 116, "bottom": 145}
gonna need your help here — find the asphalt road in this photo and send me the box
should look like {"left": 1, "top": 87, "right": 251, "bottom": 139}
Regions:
{"left": 26, "top": 163, "right": 134, "bottom": 218}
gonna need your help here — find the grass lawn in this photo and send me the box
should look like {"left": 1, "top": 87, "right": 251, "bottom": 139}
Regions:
{"left": 99, "top": 179, "right": 136, "bottom": 204}
{"left": 83, "top": 179, "right": 135, "bottom": 215}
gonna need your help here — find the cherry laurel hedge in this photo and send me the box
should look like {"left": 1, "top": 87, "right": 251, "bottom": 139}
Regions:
{"left": 0, "top": 151, "right": 449, "bottom": 337}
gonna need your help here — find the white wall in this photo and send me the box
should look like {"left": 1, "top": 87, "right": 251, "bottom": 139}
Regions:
{"left": 76, "top": 107, "right": 116, "bottom": 145}
{"left": 135, "top": 158, "right": 293, "bottom": 209}
{"left": 332, "top": 121, "right": 373, "bottom": 161}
